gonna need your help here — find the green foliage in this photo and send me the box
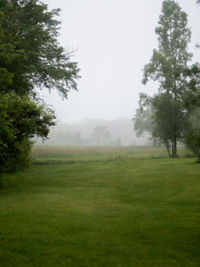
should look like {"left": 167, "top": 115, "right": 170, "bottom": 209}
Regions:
{"left": 139, "top": 0, "right": 192, "bottom": 157}
{"left": 184, "top": 108, "right": 200, "bottom": 161}
{"left": 143, "top": 0, "right": 191, "bottom": 89}
{"left": 0, "top": 93, "right": 55, "bottom": 173}
{"left": 133, "top": 93, "right": 153, "bottom": 137}
{"left": 180, "top": 64, "right": 200, "bottom": 160}
{"left": 0, "top": 0, "right": 80, "bottom": 176}
{"left": 152, "top": 93, "right": 186, "bottom": 155}
{"left": 0, "top": 0, "right": 80, "bottom": 97}
{"left": 183, "top": 64, "right": 200, "bottom": 109}
{"left": 0, "top": 0, "right": 79, "bottom": 97}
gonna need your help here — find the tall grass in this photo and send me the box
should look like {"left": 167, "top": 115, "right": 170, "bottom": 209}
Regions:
{"left": 31, "top": 145, "right": 194, "bottom": 165}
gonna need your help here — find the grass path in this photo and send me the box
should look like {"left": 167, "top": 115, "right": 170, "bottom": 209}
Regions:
{"left": 0, "top": 148, "right": 200, "bottom": 266}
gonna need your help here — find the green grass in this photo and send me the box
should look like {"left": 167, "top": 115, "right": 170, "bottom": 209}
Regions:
{"left": 31, "top": 145, "right": 193, "bottom": 165}
{"left": 0, "top": 146, "right": 200, "bottom": 266}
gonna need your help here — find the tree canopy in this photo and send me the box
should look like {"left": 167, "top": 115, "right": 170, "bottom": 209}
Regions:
{"left": 0, "top": 0, "right": 80, "bottom": 98}
{"left": 0, "top": 0, "right": 80, "bottom": 176}
{"left": 0, "top": 93, "right": 55, "bottom": 173}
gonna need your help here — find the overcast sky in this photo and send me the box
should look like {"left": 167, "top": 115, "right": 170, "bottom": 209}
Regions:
{"left": 42, "top": 0, "right": 200, "bottom": 123}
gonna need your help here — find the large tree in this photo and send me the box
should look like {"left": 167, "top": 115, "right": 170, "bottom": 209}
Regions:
{"left": 142, "top": 0, "right": 192, "bottom": 157}
{"left": 0, "top": 0, "right": 80, "bottom": 177}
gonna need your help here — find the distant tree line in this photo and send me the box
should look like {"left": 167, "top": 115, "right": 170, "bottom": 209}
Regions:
{"left": 134, "top": 0, "right": 200, "bottom": 160}
{"left": 37, "top": 119, "right": 143, "bottom": 147}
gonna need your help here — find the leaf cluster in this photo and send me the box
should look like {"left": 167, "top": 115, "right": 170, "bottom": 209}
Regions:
{"left": 0, "top": 93, "right": 55, "bottom": 172}
{"left": 0, "top": 0, "right": 80, "bottom": 97}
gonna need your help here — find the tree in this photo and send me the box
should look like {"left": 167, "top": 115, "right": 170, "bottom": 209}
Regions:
{"left": 0, "top": 93, "right": 55, "bottom": 175}
{"left": 0, "top": 0, "right": 80, "bottom": 178}
{"left": 182, "top": 64, "right": 200, "bottom": 160}
{"left": 142, "top": 0, "right": 192, "bottom": 157}
{"left": 152, "top": 93, "right": 186, "bottom": 156}
{"left": 0, "top": 0, "right": 80, "bottom": 97}
{"left": 183, "top": 1, "right": 200, "bottom": 158}
{"left": 133, "top": 93, "right": 182, "bottom": 153}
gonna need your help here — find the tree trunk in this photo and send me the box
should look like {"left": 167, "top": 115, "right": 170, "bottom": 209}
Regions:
{"left": 166, "top": 142, "right": 171, "bottom": 157}
{"left": 171, "top": 136, "right": 178, "bottom": 158}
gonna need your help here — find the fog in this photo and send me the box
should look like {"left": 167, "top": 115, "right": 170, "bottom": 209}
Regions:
{"left": 37, "top": 118, "right": 150, "bottom": 146}
{"left": 40, "top": 0, "right": 200, "bottom": 145}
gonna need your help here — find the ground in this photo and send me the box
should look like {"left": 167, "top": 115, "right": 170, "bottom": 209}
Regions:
{"left": 0, "top": 146, "right": 199, "bottom": 266}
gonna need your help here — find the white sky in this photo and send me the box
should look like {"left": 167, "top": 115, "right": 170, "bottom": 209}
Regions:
{"left": 42, "top": 0, "right": 200, "bottom": 123}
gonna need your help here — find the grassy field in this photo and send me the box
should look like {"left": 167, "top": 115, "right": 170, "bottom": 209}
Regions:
{"left": 0, "top": 146, "right": 200, "bottom": 266}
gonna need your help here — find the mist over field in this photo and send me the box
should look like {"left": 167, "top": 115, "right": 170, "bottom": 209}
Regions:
{"left": 36, "top": 118, "right": 150, "bottom": 147}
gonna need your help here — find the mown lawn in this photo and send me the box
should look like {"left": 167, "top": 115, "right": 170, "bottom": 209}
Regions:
{"left": 0, "top": 147, "right": 200, "bottom": 266}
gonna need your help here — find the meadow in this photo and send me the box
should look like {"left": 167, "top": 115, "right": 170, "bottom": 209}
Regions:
{"left": 0, "top": 146, "right": 200, "bottom": 266}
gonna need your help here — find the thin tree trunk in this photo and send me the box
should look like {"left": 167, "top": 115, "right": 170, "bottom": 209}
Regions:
{"left": 166, "top": 142, "right": 171, "bottom": 157}
{"left": 171, "top": 136, "right": 178, "bottom": 158}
